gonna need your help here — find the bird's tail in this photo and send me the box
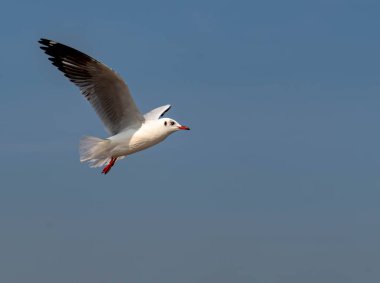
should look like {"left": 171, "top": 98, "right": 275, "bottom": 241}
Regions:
{"left": 79, "top": 136, "right": 112, "bottom": 168}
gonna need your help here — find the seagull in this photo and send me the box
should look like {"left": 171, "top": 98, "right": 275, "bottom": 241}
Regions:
{"left": 39, "top": 38, "right": 190, "bottom": 174}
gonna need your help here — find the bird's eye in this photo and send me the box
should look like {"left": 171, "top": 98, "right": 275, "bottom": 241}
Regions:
{"left": 164, "top": 121, "right": 167, "bottom": 126}
{"left": 170, "top": 121, "right": 175, "bottom": 126}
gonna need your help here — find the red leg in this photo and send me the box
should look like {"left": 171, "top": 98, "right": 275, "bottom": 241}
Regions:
{"left": 102, "top": 157, "right": 118, "bottom": 175}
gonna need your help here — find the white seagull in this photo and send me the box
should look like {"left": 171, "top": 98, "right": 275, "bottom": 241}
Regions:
{"left": 39, "top": 38, "right": 190, "bottom": 174}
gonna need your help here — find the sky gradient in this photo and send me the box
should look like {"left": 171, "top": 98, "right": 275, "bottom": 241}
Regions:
{"left": 1, "top": 0, "right": 380, "bottom": 282}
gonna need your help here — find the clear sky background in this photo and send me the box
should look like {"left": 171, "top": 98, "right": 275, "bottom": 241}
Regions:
{"left": 0, "top": 0, "right": 379, "bottom": 282}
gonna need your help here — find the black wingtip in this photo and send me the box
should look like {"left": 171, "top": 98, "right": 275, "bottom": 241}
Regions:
{"left": 38, "top": 38, "right": 97, "bottom": 64}
{"left": 38, "top": 38, "right": 55, "bottom": 52}
{"left": 39, "top": 38, "right": 51, "bottom": 45}
{"left": 159, "top": 105, "right": 172, "bottom": 118}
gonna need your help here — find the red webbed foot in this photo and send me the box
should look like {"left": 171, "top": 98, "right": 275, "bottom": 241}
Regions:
{"left": 102, "top": 157, "right": 117, "bottom": 174}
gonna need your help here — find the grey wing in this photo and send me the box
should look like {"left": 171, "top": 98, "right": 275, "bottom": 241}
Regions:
{"left": 39, "top": 38, "right": 143, "bottom": 135}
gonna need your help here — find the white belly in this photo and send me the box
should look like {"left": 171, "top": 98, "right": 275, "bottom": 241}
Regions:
{"left": 107, "top": 125, "right": 168, "bottom": 157}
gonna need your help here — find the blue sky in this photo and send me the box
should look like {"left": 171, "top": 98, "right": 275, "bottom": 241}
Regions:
{"left": 0, "top": 0, "right": 380, "bottom": 282}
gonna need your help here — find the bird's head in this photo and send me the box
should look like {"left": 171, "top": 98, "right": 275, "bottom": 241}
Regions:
{"left": 160, "top": 118, "right": 190, "bottom": 133}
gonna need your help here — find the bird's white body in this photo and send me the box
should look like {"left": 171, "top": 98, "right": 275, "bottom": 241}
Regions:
{"left": 109, "top": 120, "right": 171, "bottom": 156}
{"left": 79, "top": 117, "right": 186, "bottom": 168}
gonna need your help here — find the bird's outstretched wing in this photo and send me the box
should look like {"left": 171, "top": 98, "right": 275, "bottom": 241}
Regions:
{"left": 39, "top": 38, "right": 143, "bottom": 134}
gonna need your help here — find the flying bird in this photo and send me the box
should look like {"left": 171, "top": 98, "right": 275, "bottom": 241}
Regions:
{"left": 39, "top": 38, "right": 190, "bottom": 174}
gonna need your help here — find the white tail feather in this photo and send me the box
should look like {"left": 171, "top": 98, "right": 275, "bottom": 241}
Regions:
{"left": 79, "top": 136, "right": 112, "bottom": 168}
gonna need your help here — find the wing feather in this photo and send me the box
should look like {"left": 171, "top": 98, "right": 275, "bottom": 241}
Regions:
{"left": 39, "top": 38, "right": 143, "bottom": 134}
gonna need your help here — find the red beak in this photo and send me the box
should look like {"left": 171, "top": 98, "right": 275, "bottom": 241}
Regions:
{"left": 178, "top": 125, "right": 190, "bottom": 130}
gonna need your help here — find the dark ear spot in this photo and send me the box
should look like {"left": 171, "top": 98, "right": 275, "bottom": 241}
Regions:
{"left": 164, "top": 121, "right": 167, "bottom": 126}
